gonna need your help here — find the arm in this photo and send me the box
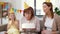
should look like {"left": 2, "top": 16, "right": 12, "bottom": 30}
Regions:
{"left": 15, "top": 20, "right": 19, "bottom": 30}
{"left": 36, "top": 19, "right": 40, "bottom": 32}
{"left": 42, "top": 16, "right": 46, "bottom": 31}
{"left": 53, "top": 13, "right": 60, "bottom": 34}
{"left": 52, "top": 21, "right": 57, "bottom": 34}
{"left": 52, "top": 20, "right": 58, "bottom": 34}
{"left": 7, "top": 21, "right": 11, "bottom": 30}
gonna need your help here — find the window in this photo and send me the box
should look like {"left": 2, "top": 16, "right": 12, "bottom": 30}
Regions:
{"left": 36, "top": 0, "right": 45, "bottom": 15}
{"left": 24, "top": 0, "right": 45, "bottom": 16}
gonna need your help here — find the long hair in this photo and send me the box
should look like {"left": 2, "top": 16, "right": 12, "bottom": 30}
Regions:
{"left": 43, "top": 2, "right": 54, "bottom": 18}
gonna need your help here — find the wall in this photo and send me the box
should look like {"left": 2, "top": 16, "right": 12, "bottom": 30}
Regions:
{"left": 0, "top": 0, "right": 24, "bottom": 10}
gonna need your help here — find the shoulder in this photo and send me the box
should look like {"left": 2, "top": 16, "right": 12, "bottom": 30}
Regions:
{"left": 34, "top": 16, "right": 40, "bottom": 22}
{"left": 34, "top": 16, "right": 39, "bottom": 20}
{"left": 21, "top": 16, "right": 25, "bottom": 20}
{"left": 8, "top": 20, "right": 12, "bottom": 25}
{"left": 54, "top": 13, "right": 60, "bottom": 20}
{"left": 20, "top": 16, "right": 26, "bottom": 23}
{"left": 54, "top": 13, "right": 60, "bottom": 23}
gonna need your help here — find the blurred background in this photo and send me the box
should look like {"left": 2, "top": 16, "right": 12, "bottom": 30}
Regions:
{"left": 0, "top": 0, "right": 60, "bottom": 34}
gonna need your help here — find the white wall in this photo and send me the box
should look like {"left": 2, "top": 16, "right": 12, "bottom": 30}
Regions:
{"left": 0, "top": 0, "right": 11, "bottom": 2}
{"left": 55, "top": 0, "right": 60, "bottom": 10}
{"left": 11, "top": 0, "right": 24, "bottom": 10}
{"left": 0, "top": 0, "right": 24, "bottom": 10}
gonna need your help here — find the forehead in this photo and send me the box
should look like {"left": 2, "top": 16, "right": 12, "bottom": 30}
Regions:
{"left": 25, "top": 10, "right": 32, "bottom": 13}
{"left": 43, "top": 4, "right": 48, "bottom": 7}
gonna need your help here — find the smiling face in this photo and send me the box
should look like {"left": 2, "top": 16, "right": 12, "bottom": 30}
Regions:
{"left": 43, "top": 4, "right": 51, "bottom": 14}
{"left": 9, "top": 13, "right": 15, "bottom": 20}
{"left": 42, "top": 2, "right": 54, "bottom": 18}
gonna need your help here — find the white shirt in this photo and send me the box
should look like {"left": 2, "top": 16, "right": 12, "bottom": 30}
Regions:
{"left": 20, "top": 16, "right": 40, "bottom": 32}
{"left": 44, "top": 16, "right": 54, "bottom": 31}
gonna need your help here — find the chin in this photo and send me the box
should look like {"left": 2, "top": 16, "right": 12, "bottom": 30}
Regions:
{"left": 27, "top": 18, "right": 30, "bottom": 20}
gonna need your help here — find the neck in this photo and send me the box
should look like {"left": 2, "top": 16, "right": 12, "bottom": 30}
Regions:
{"left": 47, "top": 11, "right": 51, "bottom": 18}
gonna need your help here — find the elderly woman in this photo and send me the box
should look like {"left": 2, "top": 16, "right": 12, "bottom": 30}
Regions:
{"left": 20, "top": 7, "right": 40, "bottom": 34}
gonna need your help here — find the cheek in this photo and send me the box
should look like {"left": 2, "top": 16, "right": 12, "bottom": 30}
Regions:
{"left": 11, "top": 16, "right": 14, "bottom": 18}
{"left": 43, "top": 7, "right": 48, "bottom": 11}
{"left": 43, "top": 5, "right": 49, "bottom": 12}
{"left": 28, "top": 15, "right": 31, "bottom": 19}
{"left": 25, "top": 14, "right": 28, "bottom": 18}
{"left": 25, "top": 14, "right": 31, "bottom": 19}
{"left": 43, "top": 7, "right": 49, "bottom": 13}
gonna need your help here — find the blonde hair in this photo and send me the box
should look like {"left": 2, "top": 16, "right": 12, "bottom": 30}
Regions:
{"left": 8, "top": 13, "right": 16, "bottom": 20}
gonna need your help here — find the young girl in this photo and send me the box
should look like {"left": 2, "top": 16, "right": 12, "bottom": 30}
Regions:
{"left": 7, "top": 13, "right": 20, "bottom": 34}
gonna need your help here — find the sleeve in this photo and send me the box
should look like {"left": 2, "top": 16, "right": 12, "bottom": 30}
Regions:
{"left": 55, "top": 19, "right": 60, "bottom": 34}
{"left": 36, "top": 19, "right": 40, "bottom": 32}
{"left": 52, "top": 19, "right": 59, "bottom": 34}
{"left": 52, "top": 20, "right": 57, "bottom": 31}
{"left": 54, "top": 13, "right": 60, "bottom": 34}
{"left": 42, "top": 16, "right": 46, "bottom": 30}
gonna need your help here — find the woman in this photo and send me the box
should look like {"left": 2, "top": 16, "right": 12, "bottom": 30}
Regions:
{"left": 7, "top": 12, "right": 20, "bottom": 34}
{"left": 41, "top": 2, "right": 60, "bottom": 34}
{"left": 20, "top": 7, "right": 40, "bottom": 34}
